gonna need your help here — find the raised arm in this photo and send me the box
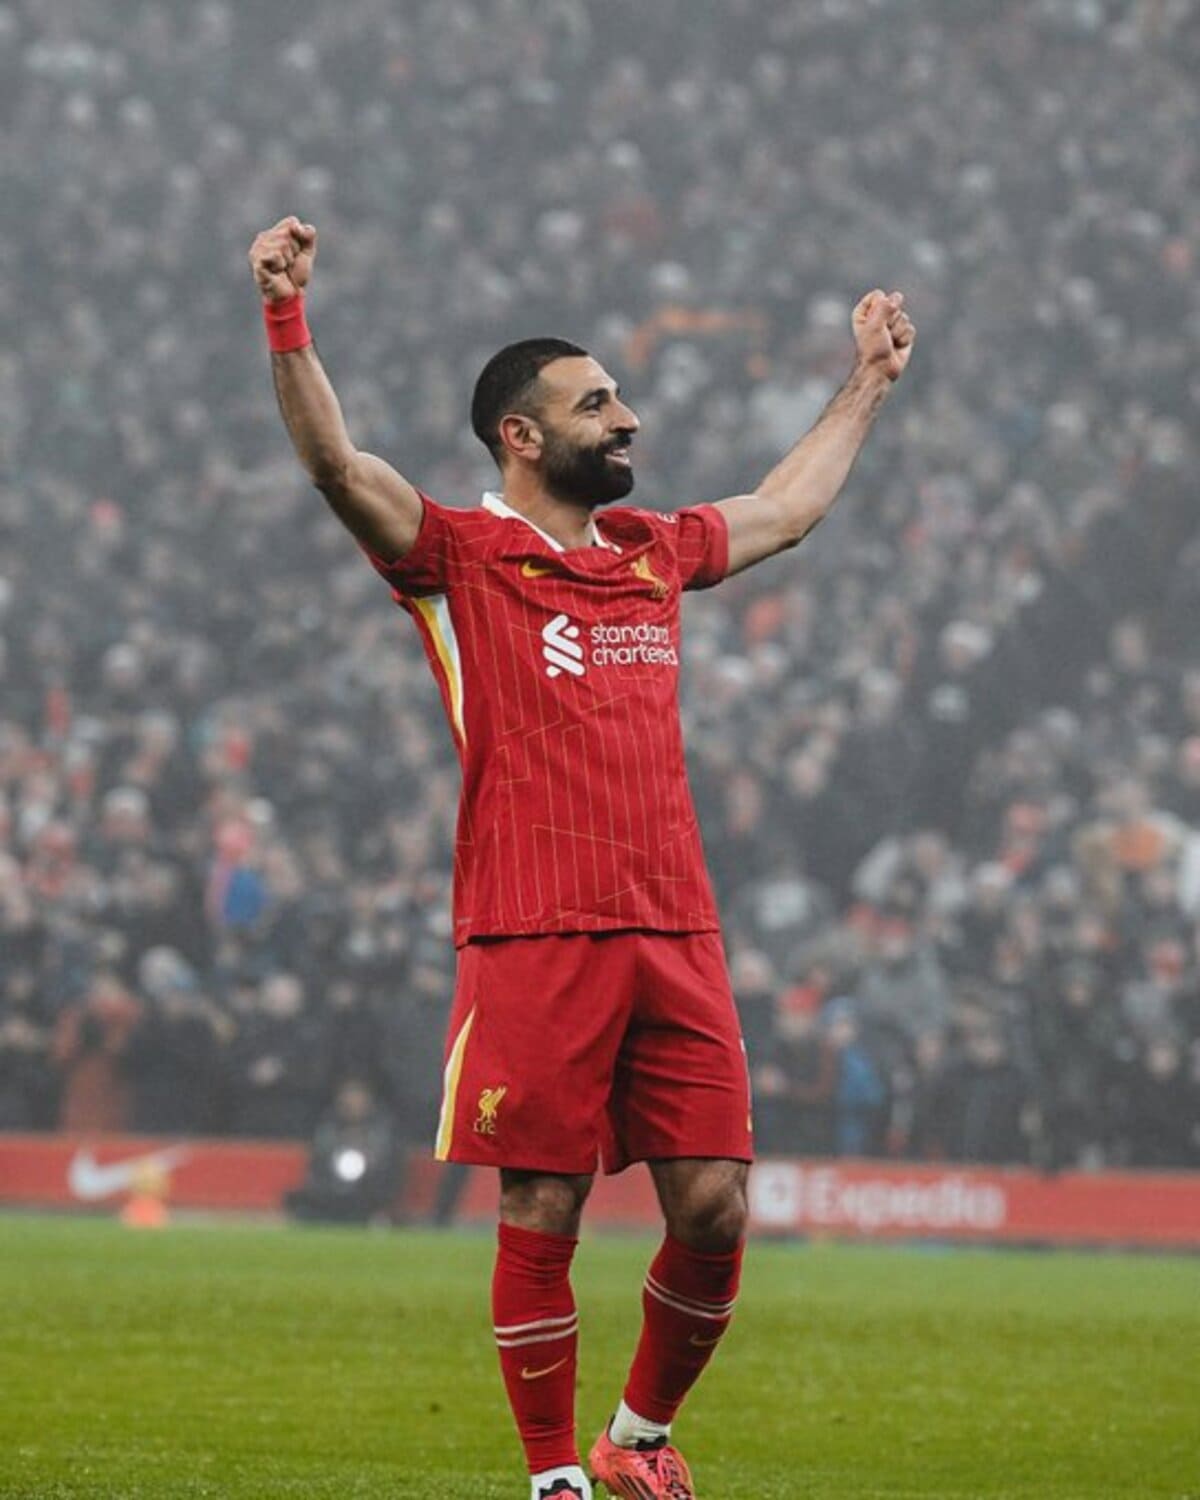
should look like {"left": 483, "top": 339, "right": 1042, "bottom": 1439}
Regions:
{"left": 714, "top": 290, "right": 916, "bottom": 576}
{"left": 248, "top": 216, "right": 423, "bottom": 563}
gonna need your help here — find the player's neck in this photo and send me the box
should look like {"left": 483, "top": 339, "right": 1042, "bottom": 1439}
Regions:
{"left": 499, "top": 473, "right": 599, "bottom": 550}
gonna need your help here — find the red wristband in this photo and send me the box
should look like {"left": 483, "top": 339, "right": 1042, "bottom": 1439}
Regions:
{"left": 263, "top": 293, "right": 312, "bottom": 354}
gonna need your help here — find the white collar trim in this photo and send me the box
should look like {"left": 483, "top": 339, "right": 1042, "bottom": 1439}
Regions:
{"left": 482, "top": 491, "right": 617, "bottom": 552}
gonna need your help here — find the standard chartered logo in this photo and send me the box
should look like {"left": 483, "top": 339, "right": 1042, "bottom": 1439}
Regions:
{"left": 542, "top": 613, "right": 679, "bottom": 680}
{"left": 542, "top": 614, "right": 586, "bottom": 678}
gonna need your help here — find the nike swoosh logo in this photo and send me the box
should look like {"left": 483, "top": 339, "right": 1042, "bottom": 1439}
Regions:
{"left": 520, "top": 1356, "right": 569, "bottom": 1381}
{"left": 688, "top": 1332, "right": 725, "bottom": 1349}
{"left": 520, "top": 561, "right": 555, "bottom": 578}
{"left": 67, "top": 1146, "right": 192, "bottom": 1201}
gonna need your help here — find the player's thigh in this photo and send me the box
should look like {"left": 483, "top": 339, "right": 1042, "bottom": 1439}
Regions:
{"left": 438, "top": 933, "right": 636, "bottom": 1173}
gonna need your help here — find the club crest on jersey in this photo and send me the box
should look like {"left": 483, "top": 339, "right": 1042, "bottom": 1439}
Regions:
{"left": 630, "top": 554, "right": 669, "bottom": 600}
{"left": 474, "top": 1085, "right": 507, "bottom": 1135}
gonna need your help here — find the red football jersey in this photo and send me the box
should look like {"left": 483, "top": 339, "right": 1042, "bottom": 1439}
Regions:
{"left": 366, "top": 491, "right": 728, "bottom": 946}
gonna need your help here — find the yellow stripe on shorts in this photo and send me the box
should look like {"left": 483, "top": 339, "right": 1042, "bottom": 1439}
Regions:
{"left": 435, "top": 1006, "right": 476, "bottom": 1161}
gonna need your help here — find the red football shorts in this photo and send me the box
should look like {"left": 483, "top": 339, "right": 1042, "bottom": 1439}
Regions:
{"left": 434, "top": 930, "right": 753, "bottom": 1174}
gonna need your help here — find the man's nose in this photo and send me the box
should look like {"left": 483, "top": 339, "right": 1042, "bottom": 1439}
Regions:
{"left": 614, "top": 402, "right": 640, "bottom": 434}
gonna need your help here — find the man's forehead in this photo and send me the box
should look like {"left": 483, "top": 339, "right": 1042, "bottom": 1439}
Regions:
{"left": 538, "top": 355, "right": 616, "bottom": 401}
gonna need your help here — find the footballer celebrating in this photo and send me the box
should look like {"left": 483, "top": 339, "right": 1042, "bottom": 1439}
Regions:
{"left": 250, "top": 216, "right": 914, "bottom": 1500}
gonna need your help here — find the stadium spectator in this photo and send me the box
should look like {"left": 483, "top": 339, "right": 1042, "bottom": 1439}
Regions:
{"left": 0, "top": 966, "right": 54, "bottom": 1129}
{"left": 1031, "top": 959, "right": 1121, "bottom": 1170}
{"left": 857, "top": 917, "right": 952, "bottom": 1048}
{"left": 915, "top": 1021, "right": 1032, "bottom": 1166}
{"left": 1121, "top": 1037, "right": 1199, "bottom": 1169}
{"left": 225, "top": 973, "right": 327, "bottom": 1138}
{"left": 824, "top": 998, "right": 888, "bottom": 1158}
{"left": 285, "top": 1077, "right": 401, "bottom": 1224}
{"left": 52, "top": 971, "right": 142, "bottom": 1133}
{"left": 752, "top": 981, "right": 836, "bottom": 1156}
{"left": 125, "top": 948, "right": 228, "bottom": 1134}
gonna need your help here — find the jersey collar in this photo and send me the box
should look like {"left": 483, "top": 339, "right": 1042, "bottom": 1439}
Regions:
{"left": 482, "top": 491, "right": 618, "bottom": 553}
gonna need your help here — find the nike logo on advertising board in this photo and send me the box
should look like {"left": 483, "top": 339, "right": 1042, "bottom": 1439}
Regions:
{"left": 520, "top": 560, "right": 555, "bottom": 578}
{"left": 520, "top": 1357, "right": 569, "bottom": 1381}
{"left": 67, "top": 1146, "right": 192, "bottom": 1201}
{"left": 542, "top": 613, "right": 586, "bottom": 678}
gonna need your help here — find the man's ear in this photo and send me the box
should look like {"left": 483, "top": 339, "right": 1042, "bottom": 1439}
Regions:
{"left": 498, "top": 413, "right": 543, "bottom": 463}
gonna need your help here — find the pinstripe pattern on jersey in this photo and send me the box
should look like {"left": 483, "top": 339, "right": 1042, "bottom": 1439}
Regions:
{"left": 366, "top": 494, "right": 729, "bottom": 943}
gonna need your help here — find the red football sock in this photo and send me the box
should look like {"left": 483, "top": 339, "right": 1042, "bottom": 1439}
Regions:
{"left": 493, "top": 1222, "right": 580, "bottom": 1474}
{"left": 623, "top": 1233, "right": 744, "bottom": 1426}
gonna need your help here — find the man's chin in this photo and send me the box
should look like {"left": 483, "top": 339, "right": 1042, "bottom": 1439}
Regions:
{"left": 600, "top": 458, "right": 635, "bottom": 501}
{"left": 571, "top": 474, "right": 635, "bottom": 508}
{"left": 544, "top": 450, "right": 635, "bottom": 506}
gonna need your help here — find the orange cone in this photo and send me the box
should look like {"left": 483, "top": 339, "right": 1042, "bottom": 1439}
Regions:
{"left": 120, "top": 1159, "right": 171, "bottom": 1229}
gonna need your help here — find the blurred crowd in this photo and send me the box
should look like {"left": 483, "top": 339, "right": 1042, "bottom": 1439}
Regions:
{"left": 3, "top": 0, "right": 1199, "bottom": 1170}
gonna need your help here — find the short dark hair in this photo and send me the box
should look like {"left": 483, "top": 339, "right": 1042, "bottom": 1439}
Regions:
{"left": 470, "top": 337, "right": 589, "bottom": 462}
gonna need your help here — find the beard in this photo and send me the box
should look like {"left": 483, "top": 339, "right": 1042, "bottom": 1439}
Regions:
{"left": 541, "top": 427, "right": 635, "bottom": 506}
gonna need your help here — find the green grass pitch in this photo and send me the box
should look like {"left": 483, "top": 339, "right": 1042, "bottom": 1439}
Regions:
{"left": 0, "top": 1214, "right": 1196, "bottom": 1498}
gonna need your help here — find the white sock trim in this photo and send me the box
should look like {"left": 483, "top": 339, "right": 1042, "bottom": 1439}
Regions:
{"left": 530, "top": 1463, "right": 592, "bottom": 1499}
{"left": 608, "top": 1398, "right": 671, "bottom": 1449}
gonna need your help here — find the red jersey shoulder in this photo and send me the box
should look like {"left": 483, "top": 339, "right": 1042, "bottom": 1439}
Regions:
{"left": 601, "top": 504, "right": 728, "bottom": 592}
{"left": 362, "top": 493, "right": 506, "bottom": 599}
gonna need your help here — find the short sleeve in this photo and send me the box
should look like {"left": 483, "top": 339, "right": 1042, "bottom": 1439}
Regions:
{"left": 361, "top": 492, "right": 460, "bottom": 599}
{"left": 669, "top": 503, "right": 729, "bottom": 591}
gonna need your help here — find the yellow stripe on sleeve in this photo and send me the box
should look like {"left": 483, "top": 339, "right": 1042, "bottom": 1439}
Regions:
{"left": 412, "top": 594, "right": 466, "bottom": 748}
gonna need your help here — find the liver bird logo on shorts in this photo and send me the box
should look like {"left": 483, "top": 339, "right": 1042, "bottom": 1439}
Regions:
{"left": 474, "top": 1085, "right": 508, "bottom": 1135}
{"left": 630, "top": 554, "right": 669, "bottom": 600}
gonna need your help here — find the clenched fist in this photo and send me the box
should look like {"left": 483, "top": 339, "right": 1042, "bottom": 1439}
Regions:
{"left": 852, "top": 289, "right": 916, "bottom": 382}
{"left": 249, "top": 216, "right": 317, "bottom": 302}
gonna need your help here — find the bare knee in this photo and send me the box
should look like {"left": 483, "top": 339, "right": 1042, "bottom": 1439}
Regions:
{"left": 653, "top": 1159, "right": 749, "bottom": 1254}
{"left": 500, "top": 1170, "right": 593, "bottom": 1237}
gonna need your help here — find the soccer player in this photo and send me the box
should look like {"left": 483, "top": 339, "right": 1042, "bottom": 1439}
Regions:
{"left": 250, "top": 216, "right": 914, "bottom": 1500}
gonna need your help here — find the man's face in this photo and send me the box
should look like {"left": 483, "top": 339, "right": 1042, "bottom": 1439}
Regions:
{"left": 529, "top": 356, "right": 640, "bottom": 506}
